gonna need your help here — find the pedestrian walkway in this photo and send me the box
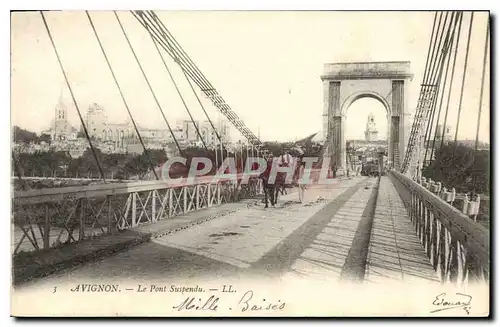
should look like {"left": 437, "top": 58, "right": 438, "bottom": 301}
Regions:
{"left": 282, "top": 178, "right": 377, "bottom": 282}
{"left": 364, "top": 177, "right": 440, "bottom": 284}
{"left": 151, "top": 178, "right": 364, "bottom": 272}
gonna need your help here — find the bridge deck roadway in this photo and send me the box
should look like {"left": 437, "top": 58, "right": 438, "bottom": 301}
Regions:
{"left": 364, "top": 177, "right": 440, "bottom": 283}
{"left": 16, "top": 176, "right": 439, "bottom": 292}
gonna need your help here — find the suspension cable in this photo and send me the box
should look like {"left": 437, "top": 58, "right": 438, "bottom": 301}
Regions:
{"left": 439, "top": 13, "right": 463, "bottom": 148}
{"left": 403, "top": 11, "right": 457, "bottom": 172}
{"left": 131, "top": 12, "right": 207, "bottom": 89}
{"left": 122, "top": 23, "right": 186, "bottom": 157}
{"left": 131, "top": 11, "right": 234, "bottom": 155}
{"left": 182, "top": 69, "right": 227, "bottom": 153}
{"left": 148, "top": 11, "right": 222, "bottom": 95}
{"left": 475, "top": 15, "right": 490, "bottom": 150}
{"left": 86, "top": 11, "right": 159, "bottom": 180}
{"left": 423, "top": 13, "right": 460, "bottom": 163}
{"left": 181, "top": 69, "right": 226, "bottom": 170}
{"left": 402, "top": 12, "right": 452, "bottom": 171}
{"left": 145, "top": 29, "right": 208, "bottom": 151}
{"left": 453, "top": 12, "right": 474, "bottom": 152}
{"left": 421, "top": 12, "right": 454, "bottom": 156}
{"left": 133, "top": 10, "right": 247, "bottom": 160}
{"left": 401, "top": 12, "right": 441, "bottom": 166}
{"left": 136, "top": 13, "right": 240, "bottom": 118}
{"left": 429, "top": 12, "right": 463, "bottom": 162}
{"left": 424, "top": 12, "right": 448, "bottom": 85}
{"left": 131, "top": 10, "right": 266, "bottom": 152}
{"left": 113, "top": 11, "right": 184, "bottom": 158}
{"left": 39, "top": 11, "right": 107, "bottom": 182}
{"left": 149, "top": 12, "right": 214, "bottom": 91}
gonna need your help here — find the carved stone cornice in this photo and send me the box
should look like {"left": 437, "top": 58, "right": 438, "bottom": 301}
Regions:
{"left": 321, "top": 61, "right": 413, "bottom": 81}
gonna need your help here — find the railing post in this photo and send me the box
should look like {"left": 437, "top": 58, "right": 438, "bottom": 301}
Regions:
{"left": 207, "top": 183, "right": 212, "bottom": 207}
{"left": 438, "top": 221, "right": 446, "bottom": 282}
{"left": 183, "top": 187, "right": 187, "bottom": 213}
{"left": 79, "top": 198, "right": 85, "bottom": 241}
{"left": 456, "top": 241, "right": 465, "bottom": 284}
{"left": 449, "top": 238, "right": 459, "bottom": 283}
{"left": 152, "top": 190, "right": 157, "bottom": 223}
{"left": 414, "top": 195, "right": 419, "bottom": 230}
{"left": 107, "top": 195, "right": 113, "bottom": 234}
{"left": 430, "top": 213, "right": 438, "bottom": 269}
{"left": 466, "top": 251, "right": 484, "bottom": 282}
{"left": 131, "top": 192, "right": 137, "bottom": 227}
{"left": 462, "top": 194, "right": 469, "bottom": 215}
{"left": 196, "top": 185, "right": 200, "bottom": 210}
{"left": 420, "top": 201, "right": 426, "bottom": 244}
{"left": 441, "top": 187, "right": 447, "bottom": 201}
{"left": 444, "top": 228, "right": 452, "bottom": 283}
{"left": 424, "top": 207, "right": 431, "bottom": 254}
{"left": 417, "top": 198, "right": 422, "bottom": 238}
{"left": 410, "top": 192, "right": 414, "bottom": 222}
{"left": 44, "top": 203, "right": 50, "bottom": 249}
{"left": 169, "top": 189, "right": 173, "bottom": 217}
{"left": 473, "top": 195, "right": 481, "bottom": 222}
{"left": 217, "top": 183, "right": 221, "bottom": 204}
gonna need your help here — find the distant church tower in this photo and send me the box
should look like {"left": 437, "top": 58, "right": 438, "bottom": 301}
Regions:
{"left": 364, "top": 112, "right": 379, "bottom": 141}
{"left": 52, "top": 90, "right": 70, "bottom": 141}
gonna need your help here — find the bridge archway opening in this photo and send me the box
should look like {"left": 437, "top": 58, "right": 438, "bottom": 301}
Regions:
{"left": 345, "top": 96, "right": 389, "bottom": 174}
{"left": 321, "top": 61, "right": 413, "bottom": 173}
{"left": 345, "top": 97, "right": 388, "bottom": 142}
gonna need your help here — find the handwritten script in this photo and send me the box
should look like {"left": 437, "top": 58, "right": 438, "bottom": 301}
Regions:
{"left": 172, "top": 290, "right": 286, "bottom": 313}
{"left": 430, "top": 292, "right": 472, "bottom": 314}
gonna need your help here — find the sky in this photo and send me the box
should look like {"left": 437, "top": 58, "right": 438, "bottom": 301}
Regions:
{"left": 11, "top": 11, "right": 490, "bottom": 143}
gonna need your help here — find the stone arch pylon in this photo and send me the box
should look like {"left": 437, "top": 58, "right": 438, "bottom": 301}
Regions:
{"left": 321, "top": 61, "right": 413, "bottom": 173}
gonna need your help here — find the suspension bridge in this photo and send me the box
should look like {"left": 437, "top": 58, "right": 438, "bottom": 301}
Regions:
{"left": 11, "top": 10, "right": 489, "bottom": 289}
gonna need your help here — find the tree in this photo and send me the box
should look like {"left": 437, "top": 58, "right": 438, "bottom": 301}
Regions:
{"left": 39, "top": 133, "right": 52, "bottom": 144}
{"left": 13, "top": 126, "right": 39, "bottom": 144}
{"left": 423, "top": 144, "right": 489, "bottom": 194}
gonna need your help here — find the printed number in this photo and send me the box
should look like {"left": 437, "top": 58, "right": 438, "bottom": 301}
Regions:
{"left": 53, "top": 286, "right": 57, "bottom": 293}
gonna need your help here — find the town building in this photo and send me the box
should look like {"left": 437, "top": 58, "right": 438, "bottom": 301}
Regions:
{"left": 364, "top": 112, "right": 379, "bottom": 141}
{"left": 178, "top": 119, "right": 231, "bottom": 148}
{"left": 37, "top": 95, "right": 233, "bottom": 156}
{"left": 434, "top": 124, "right": 452, "bottom": 143}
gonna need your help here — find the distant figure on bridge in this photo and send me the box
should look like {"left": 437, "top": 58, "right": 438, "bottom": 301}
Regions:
{"left": 296, "top": 154, "right": 307, "bottom": 203}
{"left": 276, "top": 147, "right": 293, "bottom": 196}
{"left": 259, "top": 154, "right": 277, "bottom": 208}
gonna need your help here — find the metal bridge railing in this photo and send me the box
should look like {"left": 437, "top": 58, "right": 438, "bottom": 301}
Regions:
{"left": 388, "top": 170, "right": 489, "bottom": 285}
{"left": 12, "top": 176, "right": 262, "bottom": 255}
{"left": 418, "top": 176, "right": 482, "bottom": 221}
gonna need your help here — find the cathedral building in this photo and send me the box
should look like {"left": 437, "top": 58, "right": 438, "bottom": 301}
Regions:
{"left": 43, "top": 93, "right": 77, "bottom": 141}
{"left": 364, "top": 112, "right": 379, "bottom": 142}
